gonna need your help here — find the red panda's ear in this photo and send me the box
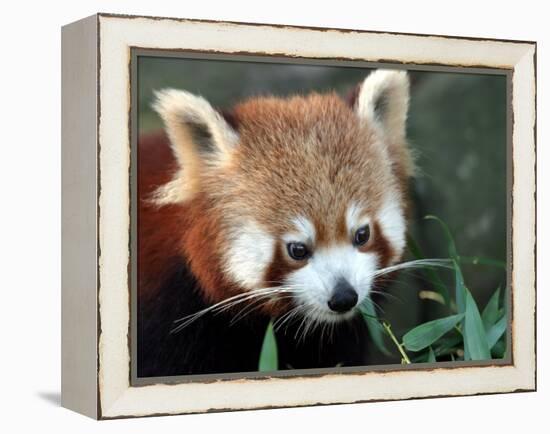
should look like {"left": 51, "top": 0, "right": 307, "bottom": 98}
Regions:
{"left": 355, "top": 70, "right": 409, "bottom": 144}
{"left": 151, "top": 89, "right": 239, "bottom": 204}
{"left": 355, "top": 70, "right": 414, "bottom": 177}
{"left": 153, "top": 89, "right": 238, "bottom": 168}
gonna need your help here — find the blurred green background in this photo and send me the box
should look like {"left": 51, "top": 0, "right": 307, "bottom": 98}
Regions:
{"left": 137, "top": 55, "right": 507, "bottom": 364}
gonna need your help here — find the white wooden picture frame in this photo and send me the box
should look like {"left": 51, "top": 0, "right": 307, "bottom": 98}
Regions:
{"left": 61, "top": 13, "right": 536, "bottom": 419}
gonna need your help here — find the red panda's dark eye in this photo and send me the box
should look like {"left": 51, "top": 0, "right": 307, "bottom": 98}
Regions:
{"left": 354, "top": 225, "right": 370, "bottom": 246}
{"left": 287, "top": 242, "right": 310, "bottom": 261}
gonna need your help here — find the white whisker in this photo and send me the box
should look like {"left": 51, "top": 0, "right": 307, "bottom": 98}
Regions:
{"left": 229, "top": 294, "right": 299, "bottom": 326}
{"left": 273, "top": 304, "right": 304, "bottom": 332}
{"left": 360, "top": 294, "right": 385, "bottom": 315}
{"left": 171, "top": 286, "right": 304, "bottom": 333}
{"left": 373, "top": 259, "right": 452, "bottom": 278}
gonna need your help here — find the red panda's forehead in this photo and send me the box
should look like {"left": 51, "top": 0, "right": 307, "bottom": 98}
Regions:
{"left": 216, "top": 93, "right": 396, "bottom": 240}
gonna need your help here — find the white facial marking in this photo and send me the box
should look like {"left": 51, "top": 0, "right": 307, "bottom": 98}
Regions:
{"left": 282, "top": 215, "right": 316, "bottom": 244}
{"left": 287, "top": 245, "right": 378, "bottom": 323}
{"left": 346, "top": 202, "right": 370, "bottom": 235}
{"left": 224, "top": 220, "right": 274, "bottom": 289}
{"left": 377, "top": 192, "right": 406, "bottom": 260}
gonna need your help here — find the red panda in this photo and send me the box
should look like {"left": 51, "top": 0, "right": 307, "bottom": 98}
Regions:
{"left": 137, "top": 70, "right": 413, "bottom": 377}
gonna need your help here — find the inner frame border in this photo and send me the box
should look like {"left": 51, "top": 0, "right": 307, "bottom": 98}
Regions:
{"left": 128, "top": 47, "right": 514, "bottom": 387}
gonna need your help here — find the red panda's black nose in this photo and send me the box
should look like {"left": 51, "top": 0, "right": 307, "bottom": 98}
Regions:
{"left": 328, "top": 279, "right": 358, "bottom": 313}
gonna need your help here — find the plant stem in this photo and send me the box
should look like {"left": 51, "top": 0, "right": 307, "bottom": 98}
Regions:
{"left": 382, "top": 321, "right": 411, "bottom": 364}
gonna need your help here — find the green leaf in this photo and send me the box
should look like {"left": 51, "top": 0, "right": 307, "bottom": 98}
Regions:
{"left": 486, "top": 315, "right": 507, "bottom": 349}
{"left": 463, "top": 341, "right": 471, "bottom": 361}
{"left": 410, "top": 352, "right": 428, "bottom": 363}
{"left": 258, "top": 321, "right": 278, "bottom": 372}
{"left": 493, "top": 288, "right": 509, "bottom": 359}
{"left": 427, "top": 346, "right": 436, "bottom": 363}
{"left": 402, "top": 313, "right": 465, "bottom": 352}
{"left": 452, "top": 260, "right": 470, "bottom": 359}
{"left": 454, "top": 261, "right": 466, "bottom": 314}
{"left": 491, "top": 336, "right": 507, "bottom": 358}
{"left": 406, "top": 233, "right": 424, "bottom": 259}
{"left": 424, "top": 215, "right": 458, "bottom": 259}
{"left": 433, "top": 333, "right": 463, "bottom": 356}
{"left": 463, "top": 288, "right": 491, "bottom": 360}
{"left": 482, "top": 287, "right": 501, "bottom": 331}
{"left": 410, "top": 348, "right": 435, "bottom": 364}
{"left": 407, "top": 235, "right": 451, "bottom": 306}
{"left": 359, "top": 301, "right": 391, "bottom": 356}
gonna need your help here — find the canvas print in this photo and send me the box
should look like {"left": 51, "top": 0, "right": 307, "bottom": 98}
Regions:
{"left": 135, "top": 55, "right": 508, "bottom": 380}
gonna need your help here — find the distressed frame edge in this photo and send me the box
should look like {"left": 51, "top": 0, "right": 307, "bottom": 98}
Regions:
{"left": 95, "top": 11, "right": 536, "bottom": 46}
{"left": 93, "top": 14, "right": 537, "bottom": 419}
{"left": 61, "top": 13, "right": 100, "bottom": 420}
{"left": 511, "top": 43, "right": 537, "bottom": 389}
{"left": 129, "top": 48, "right": 513, "bottom": 388}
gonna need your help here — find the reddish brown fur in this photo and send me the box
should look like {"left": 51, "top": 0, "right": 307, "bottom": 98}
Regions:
{"left": 178, "top": 195, "right": 242, "bottom": 303}
{"left": 142, "top": 87, "right": 410, "bottom": 314}
{"left": 263, "top": 245, "right": 303, "bottom": 316}
{"left": 365, "top": 221, "right": 394, "bottom": 269}
{"left": 205, "top": 93, "right": 400, "bottom": 247}
{"left": 138, "top": 132, "right": 183, "bottom": 301}
{"left": 138, "top": 133, "right": 236, "bottom": 304}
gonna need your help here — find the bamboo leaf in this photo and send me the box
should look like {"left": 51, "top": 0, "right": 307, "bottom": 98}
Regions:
{"left": 463, "top": 288, "right": 491, "bottom": 360}
{"left": 424, "top": 215, "right": 458, "bottom": 259}
{"left": 463, "top": 339, "right": 471, "bottom": 360}
{"left": 407, "top": 234, "right": 451, "bottom": 306}
{"left": 452, "top": 256, "right": 469, "bottom": 359}
{"left": 258, "top": 321, "right": 278, "bottom": 371}
{"left": 359, "top": 302, "right": 391, "bottom": 356}
{"left": 427, "top": 346, "right": 436, "bottom": 363}
{"left": 482, "top": 287, "right": 501, "bottom": 331}
{"left": 454, "top": 261, "right": 466, "bottom": 314}
{"left": 433, "top": 333, "right": 463, "bottom": 356}
{"left": 402, "top": 313, "right": 464, "bottom": 352}
{"left": 495, "top": 287, "right": 509, "bottom": 359}
{"left": 486, "top": 315, "right": 507, "bottom": 349}
{"left": 491, "top": 337, "right": 507, "bottom": 359}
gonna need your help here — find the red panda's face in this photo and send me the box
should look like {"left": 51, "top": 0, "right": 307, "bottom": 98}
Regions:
{"left": 153, "top": 70, "right": 413, "bottom": 324}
